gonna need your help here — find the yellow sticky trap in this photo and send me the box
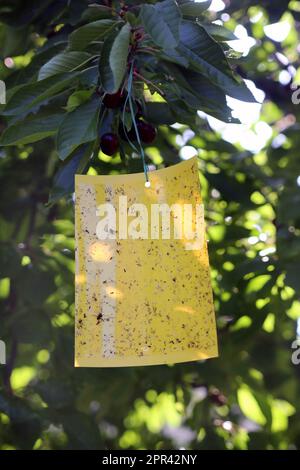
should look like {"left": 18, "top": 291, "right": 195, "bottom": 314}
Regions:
{"left": 75, "top": 157, "right": 218, "bottom": 367}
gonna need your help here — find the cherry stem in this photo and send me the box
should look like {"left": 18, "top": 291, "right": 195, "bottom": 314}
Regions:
{"left": 136, "top": 46, "right": 159, "bottom": 54}
{"left": 133, "top": 71, "right": 165, "bottom": 96}
{"left": 123, "top": 61, "right": 149, "bottom": 182}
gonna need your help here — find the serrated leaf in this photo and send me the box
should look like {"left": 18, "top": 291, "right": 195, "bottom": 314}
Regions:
{"left": 176, "top": 67, "right": 239, "bottom": 122}
{"left": 177, "top": 21, "right": 256, "bottom": 102}
{"left": 179, "top": 0, "right": 212, "bottom": 17}
{"left": 38, "top": 52, "right": 92, "bottom": 80}
{"left": 57, "top": 96, "right": 100, "bottom": 160}
{"left": 0, "top": 113, "right": 63, "bottom": 146}
{"left": 160, "top": 60, "right": 239, "bottom": 123}
{"left": 140, "top": 0, "right": 181, "bottom": 49}
{"left": 3, "top": 72, "right": 79, "bottom": 116}
{"left": 99, "top": 23, "right": 131, "bottom": 93}
{"left": 69, "top": 19, "right": 115, "bottom": 51}
{"left": 3, "top": 68, "right": 96, "bottom": 117}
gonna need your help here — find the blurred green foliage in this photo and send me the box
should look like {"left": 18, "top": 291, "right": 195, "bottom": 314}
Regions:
{"left": 0, "top": 0, "right": 300, "bottom": 450}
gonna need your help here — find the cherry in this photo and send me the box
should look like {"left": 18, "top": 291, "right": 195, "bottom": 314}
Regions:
{"left": 136, "top": 101, "right": 143, "bottom": 118}
{"left": 119, "top": 119, "right": 156, "bottom": 144}
{"left": 100, "top": 133, "right": 119, "bottom": 156}
{"left": 209, "top": 389, "right": 227, "bottom": 407}
{"left": 103, "top": 91, "right": 123, "bottom": 109}
{"left": 137, "top": 120, "right": 157, "bottom": 144}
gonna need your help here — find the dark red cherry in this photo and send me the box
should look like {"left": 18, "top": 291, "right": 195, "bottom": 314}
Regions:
{"left": 135, "top": 101, "right": 143, "bottom": 118}
{"left": 137, "top": 120, "right": 157, "bottom": 144}
{"left": 103, "top": 91, "right": 123, "bottom": 109}
{"left": 100, "top": 133, "right": 119, "bottom": 156}
{"left": 209, "top": 389, "right": 227, "bottom": 407}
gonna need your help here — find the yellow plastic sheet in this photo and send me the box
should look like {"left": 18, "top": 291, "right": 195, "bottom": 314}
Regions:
{"left": 75, "top": 157, "right": 218, "bottom": 367}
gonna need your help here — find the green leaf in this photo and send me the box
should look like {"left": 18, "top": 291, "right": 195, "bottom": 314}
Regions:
{"left": 271, "top": 400, "right": 296, "bottom": 433}
{"left": 69, "top": 19, "right": 115, "bottom": 51}
{"left": 49, "top": 143, "right": 93, "bottom": 203}
{"left": 0, "top": 113, "right": 63, "bottom": 146}
{"left": 57, "top": 96, "right": 100, "bottom": 160}
{"left": 177, "top": 21, "right": 256, "bottom": 102}
{"left": 38, "top": 52, "right": 92, "bottom": 80}
{"left": 79, "top": 65, "right": 99, "bottom": 87}
{"left": 144, "top": 102, "right": 176, "bottom": 125}
{"left": 246, "top": 275, "right": 272, "bottom": 294}
{"left": 162, "top": 62, "right": 239, "bottom": 123}
{"left": 81, "top": 5, "right": 113, "bottom": 22}
{"left": 237, "top": 386, "right": 267, "bottom": 426}
{"left": 3, "top": 72, "right": 79, "bottom": 116}
{"left": 99, "top": 23, "right": 131, "bottom": 93}
{"left": 181, "top": 71, "right": 239, "bottom": 122}
{"left": 66, "top": 89, "right": 94, "bottom": 112}
{"left": 160, "top": 47, "right": 189, "bottom": 67}
{"left": 3, "top": 68, "right": 96, "bottom": 117}
{"left": 203, "top": 23, "right": 237, "bottom": 41}
{"left": 179, "top": 0, "right": 212, "bottom": 17}
{"left": 140, "top": 0, "right": 181, "bottom": 49}
{"left": 7, "top": 43, "right": 67, "bottom": 87}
